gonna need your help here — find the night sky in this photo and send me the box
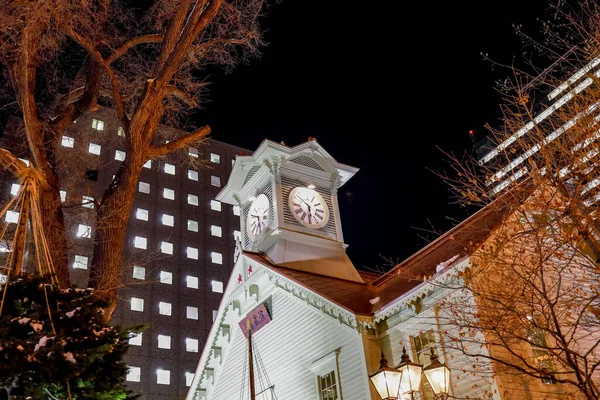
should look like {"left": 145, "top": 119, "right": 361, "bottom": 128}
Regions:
{"left": 199, "top": 0, "right": 554, "bottom": 272}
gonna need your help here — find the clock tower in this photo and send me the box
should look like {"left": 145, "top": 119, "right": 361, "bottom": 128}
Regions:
{"left": 216, "top": 139, "right": 362, "bottom": 282}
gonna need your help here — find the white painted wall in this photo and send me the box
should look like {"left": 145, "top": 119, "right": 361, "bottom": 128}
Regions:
{"left": 209, "top": 289, "right": 370, "bottom": 400}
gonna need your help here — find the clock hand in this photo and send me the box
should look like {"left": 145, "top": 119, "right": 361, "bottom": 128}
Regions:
{"left": 302, "top": 197, "right": 312, "bottom": 212}
{"left": 295, "top": 195, "right": 312, "bottom": 209}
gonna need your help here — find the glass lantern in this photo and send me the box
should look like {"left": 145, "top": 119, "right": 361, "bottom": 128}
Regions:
{"left": 423, "top": 348, "right": 451, "bottom": 398}
{"left": 396, "top": 347, "right": 423, "bottom": 396}
{"left": 369, "top": 352, "right": 402, "bottom": 399}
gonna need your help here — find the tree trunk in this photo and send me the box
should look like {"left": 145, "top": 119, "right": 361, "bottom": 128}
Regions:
{"left": 89, "top": 156, "right": 144, "bottom": 317}
{"left": 38, "top": 186, "right": 71, "bottom": 287}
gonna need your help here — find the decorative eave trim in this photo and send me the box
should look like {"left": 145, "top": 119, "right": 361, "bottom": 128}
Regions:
{"left": 374, "top": 256, "right": 471, "bottom": 322}
{"left": 262, "top": 268, "right": 359, "bottom": 330}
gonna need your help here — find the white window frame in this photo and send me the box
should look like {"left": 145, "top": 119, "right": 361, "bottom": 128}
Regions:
{"left": 185, "top": 338, "right": 199, "bottom": 353}
{"left": 139, "top": 181, "right": 150, "bottom": 194}
{"left": 186, "top": 246, "right": 199, "bottom": 260}
{"left": 156, "top": 369, "right": 170, "bottom": 385}
{"left": 210, "top": 175, "right": 221, "bottom": 187}
{"left": 115, "top": 150, "right": 126, "bottom": 161}
{"left": 189, "top": 147, "right": 199, "bottom": 158}
{"left": 133, "top": 236, "right": 147, "bottom": 250}
{"left": 186, "top": 306, "right": 199, "bottom": 320}
{"left": 210, "top": 200, "right": 222, "bottom": 211}
{"left": 5, "top": 211, "right": 19, "bottom": 224}
{"left": 135, "top": 208, "right": 149, "bottom": 221}
{"left": 187, "top": 194, "right": 199, "bottom": 206}
{"left": 186, "top": 275, "right": 199, "bottom": 289}
{"left": 188, "top": 170, "right": 199, "bottom": 181}
{"left": 233, "top": 205, "right": 241, "bottom": 216}
{"left": 61, "top": 136, "right": 75, "bottom": 148}
{"left": 130, "top": 297, "right": 144, "bottom": 312}
{"left": 159, "top": 271, "right": 173, "bottom": 285}
{"left": 157, "top": 334, "right": 171, "bottom": 349}
{"left": 210, "top": 153, "right": 221, "bottom": 164}
{"left": 91, "top": 118, "right": 104, "bottom": 131}
{"left": 187, "top": 219, "right": 199, "bottom": 232}
{"left": 82, "top": 196, "right": 94, "bottom": 209}
{"left": 158, "top": 302, "right": 172, "bottom": 316}
{"left": 129, "top": 332, "right": 142, "bottom": 346}
{"left": 127, "top": 366, "right": 141, "bottom": 382}
{"left": 143, "top": 160, "right": 152, "bottom": 169}
{"left": 161, "top": 241, "right": 173, "bottom": 255}
{"left": 211, "top": 252, "right": 223, "bottom": 265}
{"left": 88, "top": 143, "right": 101, "bottom": 155}
{"left": 163, "top": 188, "right": 175, "bottom": 200}
{"left": 164, "top": 163, "right": 176, "bottom": 175}
{"left": 10, "top": 183, "right": 20, "bottom": 196}
{"left": 210, "top": 225, "right": 222, "bottom": 237}
{"left": 162, "top": 214, "right": 174, "bottom": 227}
{"left": 185, "top": 372, "right": 195, "bottom": 387}
{"left": 73, "top": 255, "right": 88, "bottom": 270}
{"left": 133, "top": 266, "right": 145, "bottom": 280}
{"left": 76, "top": 224, "right": 92, "bottom": 239}
{"left": 310, "top": 350, "right": 342, "bottom": 400}
{"left": 211, "top": 280, "right": 224, "bottom": 293}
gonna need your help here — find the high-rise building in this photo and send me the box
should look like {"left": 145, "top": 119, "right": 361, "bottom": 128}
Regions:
{"left": 474, "top": 56, "right": 600, "bottom": 200}
{"left": 0, "top": 107, "right": 247, "bottom": 399}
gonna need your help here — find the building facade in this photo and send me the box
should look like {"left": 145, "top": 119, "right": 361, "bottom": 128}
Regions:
{"left": 187, "top": 139, "right": 599, "bottom": 400}
{"left": 0, "top": 108, "right": 247, "bottom": 399}
{"left": 474, "top": 56, "right": 600, "bottom": 200}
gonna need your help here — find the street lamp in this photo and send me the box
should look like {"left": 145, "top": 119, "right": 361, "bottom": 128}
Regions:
{"left": 396, "top": 347, "right": 423, "bottom": 399}
{"left": 370, "top": 346, "right": 452, "bottom": 400}
{"left": 369, "top": 352, "right": 402, "bottom": 400}
{"left": 423, "top": 348, "right": 451, "bottom": 399}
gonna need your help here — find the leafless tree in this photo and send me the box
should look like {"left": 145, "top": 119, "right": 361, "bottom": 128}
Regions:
{"left": 433, "top": 2, "right": 600, "bottom": 398}
{"left": 0, "top": 0, "right": 266, "bottom": 315}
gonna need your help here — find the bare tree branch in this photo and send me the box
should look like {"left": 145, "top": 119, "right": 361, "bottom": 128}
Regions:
{"left": 107, "top": 34, "right": 164, "bottom": 65}
{"left": 148, "top": 125, "right": 211, "bottom": 157}
{"left": 165, "top": 85, "right": 199, "bottom": 108}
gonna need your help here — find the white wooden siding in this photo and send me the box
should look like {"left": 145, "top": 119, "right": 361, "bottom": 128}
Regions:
{"left": 209, "top": 289, "right": 369, "bottom": 399}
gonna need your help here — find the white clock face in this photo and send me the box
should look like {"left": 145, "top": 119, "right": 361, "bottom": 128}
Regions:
{"left": 246, "top": 194, "right": 270, "bottom": 240}
{"left": 288, "top": 187, "right": 329, "bottom": 229}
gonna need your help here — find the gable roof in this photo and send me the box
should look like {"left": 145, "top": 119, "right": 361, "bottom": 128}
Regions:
{"left": 371, "top": 183, "right": 533, "bottom": 311}
{"left": 244, "top": 182, "right": 533, "bottom": 317}
{"left": 244, "top": 251, "right": 376, "bottom": 315}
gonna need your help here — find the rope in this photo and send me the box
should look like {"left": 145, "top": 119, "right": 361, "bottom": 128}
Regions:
{"left": 252, "top": 337, "right": 278, "bottom": 400}
{"left": 0, "top": 194, "right": 23, "bottom": 317}
{"left": 239, "top": 337, "right": 247, "bottom": 400}
{"left": 253, "top": 342, "right": 265, "bottom": 398}
{"left": 0, "top": 167, "right": 71, "bottom": 399}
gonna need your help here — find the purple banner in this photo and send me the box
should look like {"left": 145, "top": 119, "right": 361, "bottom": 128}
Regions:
{"left": 239, "top": 303, "right": 272, "bottom": 338}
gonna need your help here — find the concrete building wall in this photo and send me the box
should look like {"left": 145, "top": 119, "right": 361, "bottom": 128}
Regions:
{"left": 0, "top": 109, "right": 247, "bottom": 399}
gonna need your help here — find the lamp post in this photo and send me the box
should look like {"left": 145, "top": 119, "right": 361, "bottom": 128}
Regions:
{"left": 369, "top": 352, "right": 402, "bottom": 400}
{"left": 396, "top": 347, "right": 423, "bottom": 400}
{"left": 370, "top": 347, "right": 452, "bottom": 400}
{"left": 423, "top": 347, "right": 451, "bottom": 400}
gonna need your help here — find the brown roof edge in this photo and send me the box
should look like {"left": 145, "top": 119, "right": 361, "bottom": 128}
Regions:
{"left": 243, "top": 250, "right": 375, "bottom": 316}
{"left": 243, "top": 250, "right": 373, "bottom": 286}
{"left": 371, "top": 180, "right": 533, "bottom": 287}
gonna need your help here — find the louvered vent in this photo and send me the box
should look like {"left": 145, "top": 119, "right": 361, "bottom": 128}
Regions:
{"left": 290, "top": 156, "right": 325, "bottom": 171}
{"left": 243, "top": 165, "right": 261, "bottom": 186}
{"left": 244, "top": 181, "right": 275, "bottom": 249}
{"left": 281, "top": 176, "right": 337, "bottom": 239}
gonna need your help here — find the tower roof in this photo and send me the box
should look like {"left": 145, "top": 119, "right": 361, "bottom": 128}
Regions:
{"left": 217, "top": 139, "right": 358, "bottom": 204}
